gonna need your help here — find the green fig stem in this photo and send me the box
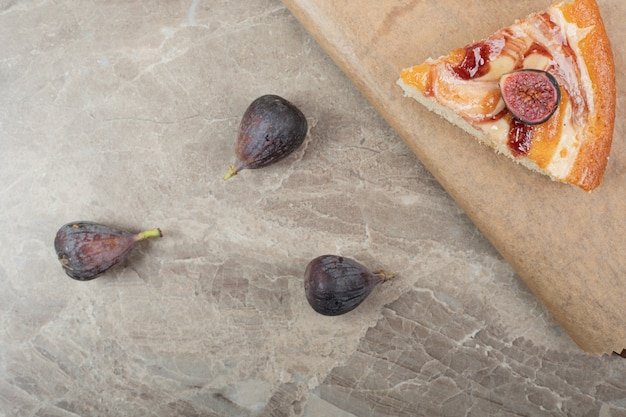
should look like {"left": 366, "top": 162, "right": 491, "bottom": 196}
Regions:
{"left": 135, "top": 228, "right": 163, "bottom": 241}
{"left": 223, "top": 165, "right": 238, "bottom": 181}
{"left": 373, "top": 270, "right": 395, "bottom": 282}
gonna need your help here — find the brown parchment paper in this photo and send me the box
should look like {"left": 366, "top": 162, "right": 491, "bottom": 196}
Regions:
{"left": 280, "top": 0, "right": 626, "bottom": 354}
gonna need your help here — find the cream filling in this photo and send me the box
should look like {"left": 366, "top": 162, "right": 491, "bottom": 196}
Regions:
{"left": 543, "top": 7, "right": 594, "bottom": 178}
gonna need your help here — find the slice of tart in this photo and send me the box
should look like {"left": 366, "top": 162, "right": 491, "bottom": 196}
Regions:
{"left": 397, "top": 0, "right": 615, "bottom": 191}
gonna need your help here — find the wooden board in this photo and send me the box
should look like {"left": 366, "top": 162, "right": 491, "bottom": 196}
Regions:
{"left": 280, "top": 0, "right": 625, "bottom": 354}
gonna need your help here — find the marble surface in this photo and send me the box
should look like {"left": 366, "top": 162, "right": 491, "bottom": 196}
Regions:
{"left": 0, "top": 1, "right": 624, "bottom": 416}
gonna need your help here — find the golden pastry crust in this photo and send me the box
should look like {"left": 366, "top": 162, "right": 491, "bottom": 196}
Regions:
{"left": 561, "top": 0, "right": 616, "bottom": 190}
{"left": 398, "top": 0, "right": 615, "bottom": 191}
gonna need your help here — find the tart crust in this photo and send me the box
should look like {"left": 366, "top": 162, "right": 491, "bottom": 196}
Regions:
{"left": 561, "top": 0, "right": 616, "bottom": 190}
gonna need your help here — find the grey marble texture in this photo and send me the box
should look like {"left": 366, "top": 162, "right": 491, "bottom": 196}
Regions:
{"left": 0, "top": 1, "right": 624, "bottom": 416}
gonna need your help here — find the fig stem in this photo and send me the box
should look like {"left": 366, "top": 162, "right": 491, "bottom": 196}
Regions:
{"left": 223, "top": 165, "right": 238, "bottom": 181}
{"left": 135, "top": 228, "right": 163, "bottom": 241}
{"left": 373, "top": 270, "right": 395, "bottom": 282}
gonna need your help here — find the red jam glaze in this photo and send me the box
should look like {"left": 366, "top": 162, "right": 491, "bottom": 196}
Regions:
{"left": 452, "top": 38, "right": 504, "bottom": 80}
{"left": 508, "top": 118, "right": 534, "bottom": 157}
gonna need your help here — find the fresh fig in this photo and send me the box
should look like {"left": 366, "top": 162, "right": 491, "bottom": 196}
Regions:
{"left": 54, "top": 221, "right": 162, "bottom": 281}
{"left": 499, "top": 69, "right": 561, "bottom": 125}
{"left": 223, "top": 94, "right": 308, "bottom": 180}
{"left": 304, "top": 255, "right": 394, "bottom": 316}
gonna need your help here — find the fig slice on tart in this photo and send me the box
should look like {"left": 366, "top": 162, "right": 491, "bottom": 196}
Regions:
{"left": 499, "top": 69, "right": 561, "bottom": 125}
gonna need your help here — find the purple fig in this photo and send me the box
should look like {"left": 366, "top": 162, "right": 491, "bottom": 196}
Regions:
{"left": 499, "top": 69, "right": 561, "bottom": 125}
{"left": 223, "top": 94, "right": 308, "bottom": 180}
{"left": 304, "top": 255, "right": 394, "bottom": 316}
{"left": 54, "top": 221, "right": 162, "bottom": 281}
